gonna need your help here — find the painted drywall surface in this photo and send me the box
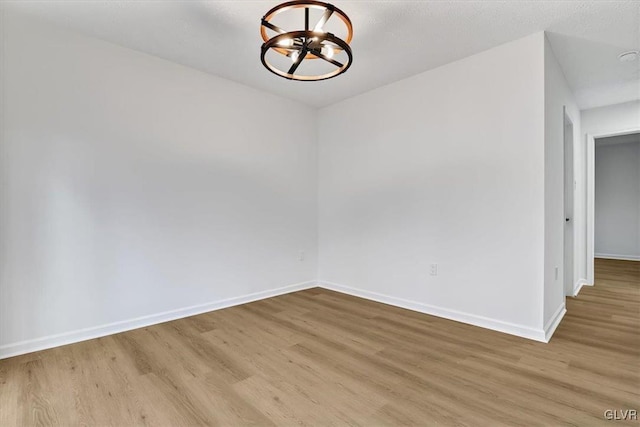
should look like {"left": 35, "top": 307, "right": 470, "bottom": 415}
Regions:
{"left": 318, "top": 33, "right": 546, "bottom": 335}
{"left": 582, "top": 101, "right": 640, "bottom": 137}
{"left": 594, "top": 140, "right": 640, "bottom": 259}
{"left": 0, "top": 14, "right": 318, "bottom": 349}
{"left": 543, "top": 35, "right": 581, "bottom": 326}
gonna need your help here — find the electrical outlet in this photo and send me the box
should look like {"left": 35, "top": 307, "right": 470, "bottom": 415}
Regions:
{"left": 298, "top": 251, "right": 305, "bottom": 262}
{"left": 430, "top": 264, "right": 438, "bottom": 276}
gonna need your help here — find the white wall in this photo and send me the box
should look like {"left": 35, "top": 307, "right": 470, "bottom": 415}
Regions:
{"left": 543, "top": 36, "right": 581, "bottom": 327}
{"left": 0, "top": 13, "right": 592, "bottom": 355}
{"left": 318, "top": 33, "right": 549, "bottom": 340}
{"left": 582, "top": 101, "right": 640, "bottom": 137}
{"left": 594, "top": 139, "right": 640, "bottom": 260}
{"left": 0, "top": 13, "right": 318, "bottom": 357}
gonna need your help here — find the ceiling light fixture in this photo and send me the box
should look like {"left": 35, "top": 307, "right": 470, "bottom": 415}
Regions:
{"left": 260, "top": 1, "right": 353, "bottom": 81}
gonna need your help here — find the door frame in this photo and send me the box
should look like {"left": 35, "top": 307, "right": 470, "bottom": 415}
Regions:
{"left": 563, "top": 108, "right": 575, "bottom": 297}
{"left": 585, "top": 127, "right": 640, "bottom": 285}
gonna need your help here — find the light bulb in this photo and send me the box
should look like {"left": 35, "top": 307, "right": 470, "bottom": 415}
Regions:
{"left": 291, "top": 51, "right": 299, "bottom": 62}
{"left": 279, "top": 38, "right": 293, "bottom": 48}
{"left": 324, "top": 45, "right": 334, "bottom": 59}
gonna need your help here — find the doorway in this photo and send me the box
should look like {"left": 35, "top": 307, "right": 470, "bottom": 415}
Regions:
{"left": 563, "top": 109, "right": 575, "bottom": 297}
{"left": 585, "top": 128, "right": 640, "bottom": 285}
{"left": 594, "top": 133, "right": 640, "bottom": 261}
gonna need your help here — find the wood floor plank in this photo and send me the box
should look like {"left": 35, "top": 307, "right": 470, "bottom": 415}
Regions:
{"left": 17, "top": 359, "right": 59, "bottom": 426}
{"left": 0, "top": 258, "right": 638, "bottom": 425}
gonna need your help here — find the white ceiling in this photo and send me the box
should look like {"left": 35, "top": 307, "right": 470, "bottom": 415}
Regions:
{"left": 5, "top": 0, "right": 640, "bottom": 109}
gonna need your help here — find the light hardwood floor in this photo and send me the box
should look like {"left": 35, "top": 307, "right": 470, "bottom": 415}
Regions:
{"left": 1, "top": 258, "right": 638, "bottom": 426}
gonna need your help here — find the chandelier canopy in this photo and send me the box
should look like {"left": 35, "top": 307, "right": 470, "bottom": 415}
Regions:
{"left": 260, "top": 1, "right": 353, "bottom": 81}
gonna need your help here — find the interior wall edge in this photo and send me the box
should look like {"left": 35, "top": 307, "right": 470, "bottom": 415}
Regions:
{"left": 0, "top": 280, "right": 318, "bottom": 360}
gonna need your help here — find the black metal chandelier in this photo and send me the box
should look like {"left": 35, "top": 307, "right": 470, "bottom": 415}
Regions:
{"left": 260, "top": 1, "right": 353, "bottom": 81}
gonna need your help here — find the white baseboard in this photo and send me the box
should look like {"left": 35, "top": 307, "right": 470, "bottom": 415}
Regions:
{"left": 543, "top": 303, "right": 566, "bottom": 342}
{"left": 595, "top": 253, "right": 640, "bottom": 261}
{"left": 2, "top": 277, "right": 572, "bottom": 359}
{"left": 318, "top": 281, "right": 549, "bottom": 343}
{"left": 0, "top": 281, "right": 317, "bottom": 360}
{"left": 573, "top": 278, "right": 589, "bottom": 296}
